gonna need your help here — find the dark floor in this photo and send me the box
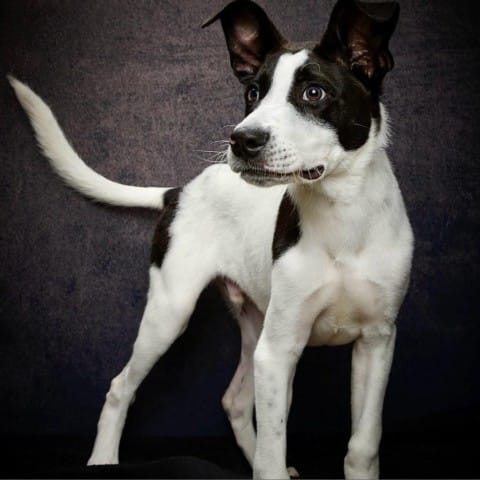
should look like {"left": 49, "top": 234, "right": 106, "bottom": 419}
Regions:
{"left": 2, "top": 408, "right": 478, "bottom": 479}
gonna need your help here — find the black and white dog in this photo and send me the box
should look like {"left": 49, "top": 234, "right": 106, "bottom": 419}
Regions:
{"left": 9, "top": 0, "right": 413, "bottom": 478}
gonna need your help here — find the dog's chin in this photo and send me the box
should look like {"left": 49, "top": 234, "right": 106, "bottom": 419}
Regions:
{"left": 239, "top": 170, "right": 295, "bottom": 187}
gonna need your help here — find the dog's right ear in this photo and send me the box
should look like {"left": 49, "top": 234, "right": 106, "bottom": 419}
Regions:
{"left": 202, "top": 0, "right": 286, "bottom": 84}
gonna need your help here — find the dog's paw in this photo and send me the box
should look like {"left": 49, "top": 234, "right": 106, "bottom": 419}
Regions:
{"left": 87, "top": 455, "right": 119, "bottom": 466}
{"left": 287, "top": 466, "right": 300, "bottom": 478}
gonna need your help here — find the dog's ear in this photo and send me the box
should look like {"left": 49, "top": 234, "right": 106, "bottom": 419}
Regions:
{"left": 316, "top": 0, "right": 399, "bottom": 90}
{"left": 202, "top": 0, "right": 287, "bottom": 83}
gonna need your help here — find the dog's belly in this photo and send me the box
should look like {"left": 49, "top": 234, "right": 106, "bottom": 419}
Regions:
{"left": 307, "top": 272, "right": 384, "bottom": 346}
{"left": 223, "top": 272, "right": 384, "bottom": 347}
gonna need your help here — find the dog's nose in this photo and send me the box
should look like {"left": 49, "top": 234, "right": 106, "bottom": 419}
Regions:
{"left": 230, "top": 128, "right": 270, "bottom": 159}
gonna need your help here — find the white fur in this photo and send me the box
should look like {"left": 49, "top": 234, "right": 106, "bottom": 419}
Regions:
{"left": 9, "top": 49, "right": 413, "bottom": 480}
{"left": 8, "top": 75, "right": 170, "bottom": 209}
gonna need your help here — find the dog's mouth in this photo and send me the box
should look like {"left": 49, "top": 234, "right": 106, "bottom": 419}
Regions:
{"left": 239, "top": 165, "right": 325, "bottom": 184}
{"left": 297, "top": 166, "right": 325, "bottom": 181}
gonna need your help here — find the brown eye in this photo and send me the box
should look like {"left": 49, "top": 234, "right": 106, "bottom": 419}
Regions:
{"left": 246, "top": 85, "right": 259, "bottom": 104}
{"left": 302, "top": 85, "right": 326, "bottom": 102}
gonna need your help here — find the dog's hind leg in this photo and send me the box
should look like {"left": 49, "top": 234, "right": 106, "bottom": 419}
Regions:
{"left": 87, "top": 255, "right": 215, "bottom": 466}
{"left": 221, "top": 282, "right": 263, "bottom": 467}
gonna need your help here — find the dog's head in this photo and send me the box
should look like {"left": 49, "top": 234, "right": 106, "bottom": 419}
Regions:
{"left": 203, "top": 0, "right": 399, "bottom": 186}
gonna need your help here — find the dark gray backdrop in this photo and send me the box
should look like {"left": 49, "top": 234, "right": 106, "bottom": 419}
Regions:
{"left": 1, "top": 0, "right": 479, "bottom": 443}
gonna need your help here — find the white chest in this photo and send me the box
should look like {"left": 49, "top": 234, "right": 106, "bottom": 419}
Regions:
{"left": 292, "top": 176, "right": 410, "bottom": 346}
{"left": 306, "top": 257, "right": 385, "bottom": 346}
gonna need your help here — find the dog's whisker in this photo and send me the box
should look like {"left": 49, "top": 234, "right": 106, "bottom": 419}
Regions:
{"left": 195, "top": 150, "right": 227, "bottom": 158}
{"left": 194, "top": 149, "right": 227, "bottom": 154}
{"left": 194, "top": 147, "right": 228, "bottom": 164}
{"left": 194, "top": 154, "right": 228, "bottom": 164}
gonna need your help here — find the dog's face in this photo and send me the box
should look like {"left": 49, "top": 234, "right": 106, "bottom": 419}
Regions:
{"left": 204, "top": 0, "right": 399, "bottom": 186}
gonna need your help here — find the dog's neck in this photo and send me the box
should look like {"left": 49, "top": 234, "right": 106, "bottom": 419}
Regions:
{"left": 289, "top": 105, "right": 390, "bottom": 206}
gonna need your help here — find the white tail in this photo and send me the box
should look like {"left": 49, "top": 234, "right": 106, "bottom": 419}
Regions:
{"left": 8, "top": 75, "right": 171, "bottom": 210}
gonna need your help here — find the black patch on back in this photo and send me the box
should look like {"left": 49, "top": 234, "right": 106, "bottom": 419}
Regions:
{"left": 272, "top": 192, "right": 301, "bottom": 261}
{"left": 151, "top": 187, "right": 182, "bottom": 267}
{"left": 288, "top": 51, "right": 378, "bottom": 151}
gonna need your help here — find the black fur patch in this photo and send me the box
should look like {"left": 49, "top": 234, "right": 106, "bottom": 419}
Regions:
{"left": 151, "top": 187, "right": 182, "bottom": 267}
{"left": 272, "top": 192, "right": 301, "bottom": 261}
{"left": 288, "top": 52, "right": 377, "bottom": 151}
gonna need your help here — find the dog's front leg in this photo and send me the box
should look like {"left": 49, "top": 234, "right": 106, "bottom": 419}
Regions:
{"left": 252, "top": 275, "right": 317, "bottom": 479}
{"left": 344, "top": 323, "right": 397, "bottom": 480}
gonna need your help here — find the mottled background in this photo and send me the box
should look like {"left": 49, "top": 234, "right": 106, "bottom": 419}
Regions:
{"left": 0, "top": 0, "right": 479, "bottom": 476}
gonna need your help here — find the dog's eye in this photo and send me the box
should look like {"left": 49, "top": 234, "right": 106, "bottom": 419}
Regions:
{"left": 246, "top": 85, "right": 260, "bottom": 104}
{"left": 302, "top": 85, "right": 326, "bottom": 103}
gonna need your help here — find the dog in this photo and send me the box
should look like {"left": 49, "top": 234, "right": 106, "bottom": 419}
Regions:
{"left": 9, "top": 0, "right": 413, "bottom": 477}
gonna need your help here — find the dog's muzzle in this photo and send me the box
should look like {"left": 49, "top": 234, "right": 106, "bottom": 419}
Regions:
{"left": 228, "top": 126, "right": 326, "bottom": 186}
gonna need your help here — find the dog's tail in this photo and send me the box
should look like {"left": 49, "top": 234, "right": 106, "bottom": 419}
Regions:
{"left": 8, "top": 75, "right": 171, "bottom": 210}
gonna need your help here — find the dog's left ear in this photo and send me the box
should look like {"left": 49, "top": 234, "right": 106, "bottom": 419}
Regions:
{"left": 316, "top": 0, "right": 399, "bottom": 90}
{"left": 202, "top": 0, "right": 287, "bottom": 84}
